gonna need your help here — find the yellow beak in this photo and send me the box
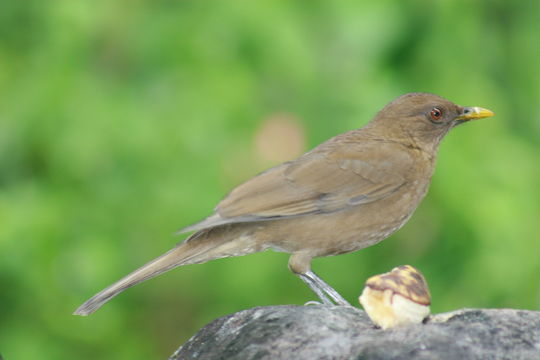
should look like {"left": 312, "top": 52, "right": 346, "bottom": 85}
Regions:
{"left": 455, "top": 106, "right": 495, "bottom": 121}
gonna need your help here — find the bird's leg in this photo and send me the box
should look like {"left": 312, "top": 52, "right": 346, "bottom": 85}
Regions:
{"left": 301, "top": 271, "right": 351, "bottom": 306}
{"left": 289, "top": 253, "right": 351, "bottom": 306}
{"left": 298, "top": 273, "right": 333, "bottom": 305}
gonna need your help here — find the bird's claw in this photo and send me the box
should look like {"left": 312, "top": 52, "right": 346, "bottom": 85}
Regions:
{"left": 304, "top": 300, "right": 324, "bottom": 306}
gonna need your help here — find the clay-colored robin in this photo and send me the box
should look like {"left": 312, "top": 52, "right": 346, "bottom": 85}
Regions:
{"left": 74, "top": 92, "right": 494, "bottom": 315}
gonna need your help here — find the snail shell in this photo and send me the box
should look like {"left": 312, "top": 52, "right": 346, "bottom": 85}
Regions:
{"left": 359, "top": 265, "right": 431, "bottom": 329}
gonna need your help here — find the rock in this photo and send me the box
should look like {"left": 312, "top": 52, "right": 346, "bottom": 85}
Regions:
{"left": 170, "top": 305, "right": 540, "bottom": 360}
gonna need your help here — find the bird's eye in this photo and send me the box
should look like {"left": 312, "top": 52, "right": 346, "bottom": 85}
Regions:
{"left": 430, "top": 107, "right": 443, "bottom": 121}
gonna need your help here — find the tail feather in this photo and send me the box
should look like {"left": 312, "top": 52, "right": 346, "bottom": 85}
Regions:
{"left": 73, "top": 229, "right": 260, "bottom": 316}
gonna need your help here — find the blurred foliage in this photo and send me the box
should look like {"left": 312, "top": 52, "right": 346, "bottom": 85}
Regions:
{"left": 1, "top": 0, "right": 539, "bottom": 358}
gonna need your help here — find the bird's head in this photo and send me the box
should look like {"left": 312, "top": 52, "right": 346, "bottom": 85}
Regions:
{"left": 369, "top": 92, "right": 494, "bottom": 152}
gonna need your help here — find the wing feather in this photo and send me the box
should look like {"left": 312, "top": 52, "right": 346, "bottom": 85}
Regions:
{"left": 178, "top": 140, "right": 413, "bottom": 233}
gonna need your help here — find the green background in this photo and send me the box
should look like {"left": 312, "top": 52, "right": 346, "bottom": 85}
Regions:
{"left": 1, "top": 0, "right": 539, "bottom": 358}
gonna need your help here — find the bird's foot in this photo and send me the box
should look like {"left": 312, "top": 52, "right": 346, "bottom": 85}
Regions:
{"left": 299, "top": 270, "right": 351, "bottom": 306}
{"left": 303, "top": 300, "right": 324, "bottom": 306}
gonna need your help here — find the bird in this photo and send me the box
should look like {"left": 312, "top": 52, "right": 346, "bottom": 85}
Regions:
{"left": 74, "top": 92, "right": 494, "bottom": 316}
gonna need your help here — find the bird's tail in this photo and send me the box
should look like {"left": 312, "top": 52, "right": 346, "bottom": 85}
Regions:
{"left": 73, "top": 227, "right": 260, "bottom": 316}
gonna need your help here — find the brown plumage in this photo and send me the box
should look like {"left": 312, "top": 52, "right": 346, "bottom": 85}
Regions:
{"left": 74, "top": 92, "right": 494, "bottom": 315}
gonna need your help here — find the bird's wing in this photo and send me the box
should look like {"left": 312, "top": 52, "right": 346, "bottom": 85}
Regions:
{"left": 179, "top": 141, "right": 413, "bottom": 233}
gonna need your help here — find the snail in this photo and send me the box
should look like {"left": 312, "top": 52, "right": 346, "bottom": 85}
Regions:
{"left": 359, "top": 265, "right": 431, "bottom": 329}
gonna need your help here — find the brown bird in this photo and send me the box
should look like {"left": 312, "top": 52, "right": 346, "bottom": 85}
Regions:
{"left": 74, "top": 93, "right": 494, "bottom": 315}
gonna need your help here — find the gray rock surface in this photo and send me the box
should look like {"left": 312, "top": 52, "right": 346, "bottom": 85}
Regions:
{"left": 170, "top": 305, "right": 540, "bottom": 360}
